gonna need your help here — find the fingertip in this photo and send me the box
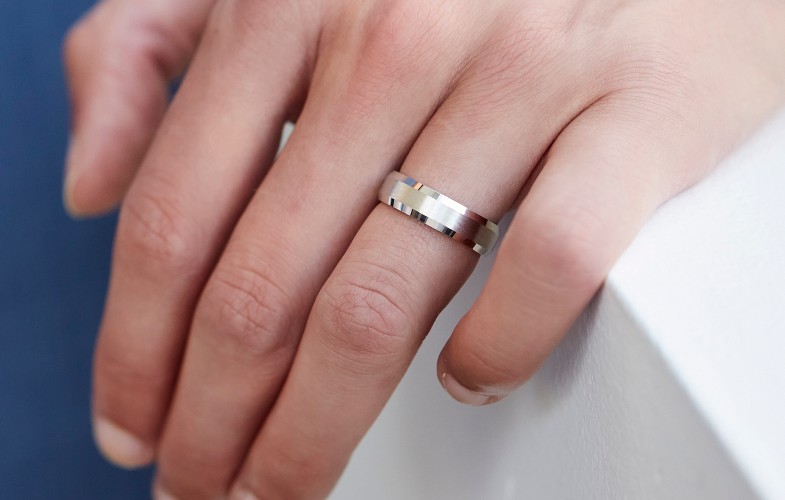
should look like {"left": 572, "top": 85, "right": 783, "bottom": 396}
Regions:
{"left": 63, "top": 142, "right": 124, "bottom": 219}
{"left": 440, "top": 371, "right": 500, "bottom": 406}
{"left": 152, "top": 482, "right": 182, "bottom": 500}
{"left": 63, "top": 133, "right": 113, "bottom": 219}
{"left": 436, "top": 352, "right": 507, "bottom": 406}
{"left": 62, "top": 174, "right": 84, "bottom": 219}
{"left": 63, "top": 134, "right": 86, "bottom": 218}
{"left": 63, "top": 178, "right": 121, "bottom": 219}
{"left": 93, "top": 417, "right": 155, "bottom": 469}
{"left": 229, "top": 487, "right": 261, "bottom": 500}
{"left": 63, "top": 170, "right": 120, "bottom": 219}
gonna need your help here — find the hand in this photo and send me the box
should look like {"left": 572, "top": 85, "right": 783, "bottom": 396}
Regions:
{"left": 64, "top": 0, "right": 785, "bottom": 497}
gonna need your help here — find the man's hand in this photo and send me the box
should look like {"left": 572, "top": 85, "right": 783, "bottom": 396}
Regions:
{"left": 63, "top": 0, "right": 785, "bottom": 498}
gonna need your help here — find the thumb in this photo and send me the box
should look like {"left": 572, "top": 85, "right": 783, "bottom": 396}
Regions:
{"left": 63, "top": 0, "right": 215, "bottom": 216}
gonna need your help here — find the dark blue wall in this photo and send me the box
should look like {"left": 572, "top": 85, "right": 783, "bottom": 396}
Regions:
{"left": 0, "top": 1, "right": 152, "bottom": 498}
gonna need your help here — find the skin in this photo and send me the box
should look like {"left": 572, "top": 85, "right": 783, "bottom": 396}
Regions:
{"left": 63, "top": 0, "right": 785, "bottom": 498}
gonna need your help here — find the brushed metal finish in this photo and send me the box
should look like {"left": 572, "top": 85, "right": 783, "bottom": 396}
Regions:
{"left": 378, "top": 171, "right": 500, "bottom": 255}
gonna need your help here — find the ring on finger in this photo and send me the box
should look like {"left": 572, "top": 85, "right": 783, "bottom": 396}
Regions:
{"left": 378, "top": 171, "right": 500, "bottom": 255}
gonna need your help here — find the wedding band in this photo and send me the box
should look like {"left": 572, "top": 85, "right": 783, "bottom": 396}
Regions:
{"left": 378, "top": 171, "right": 500, "bottom": 255}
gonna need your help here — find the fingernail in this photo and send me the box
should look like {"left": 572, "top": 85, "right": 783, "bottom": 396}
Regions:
{"left": 230, "top": 488, "right": 260, "bottom": 500}
{"left": 63, "top": 134, "right": 83, "bottom": 217}
{"left": 152, "top": 483, "right": 181, "bottom": 500}
{"left": 93, "top": 417, "right": 154, "bottom": 469}
{"left": 440, "top": 372, "right": 503, "bottom": 406}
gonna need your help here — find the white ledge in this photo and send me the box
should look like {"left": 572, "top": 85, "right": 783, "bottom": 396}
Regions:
{"left": 332, "top": 108, "right": 785, "bottom": 500}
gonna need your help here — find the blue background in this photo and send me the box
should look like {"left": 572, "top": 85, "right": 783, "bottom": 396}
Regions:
{"left": 0, "top": 0, "right": 152, "bottom": 497}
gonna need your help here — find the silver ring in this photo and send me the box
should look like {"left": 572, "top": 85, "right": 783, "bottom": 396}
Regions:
{"left": 378, "top": 171, "right": 500, "bottom": 255}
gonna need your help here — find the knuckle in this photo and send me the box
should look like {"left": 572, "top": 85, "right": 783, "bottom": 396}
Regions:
{"left": 118, "top": 183, "right": 200, "bottom": 276}
{"left": 212, "top": 0, "right": 279, "bottom": 43}
{"left": 493, "top": 6, "right": 566, "bottom": 67}
{"left": 318, "top": 264, "right": 413, "bottom": 363}
{"left": 221, "top": 0, "right": 292, "bottom": 22}
{"left": 359, "top": 0, "right": 435, "bottom": 66}
{"left": 436, "top": 8, "right": 570, "bottom": 130}
{"left": 67, "top": 1, "right": 198, "bottom": 85}
{"left": 512, "top": 204, "right": 606, "bottom": 291}
{"left": 595, "top": 40, "right": 694, "bottom": 143}
{"left": 212, "top": 0, "right": 312, "bottom": 57}
{"left": 197, "top": 261, "right": 295, "bottom": 357}
{"left": 340, "top": 0, "right": 452, "bottom": 100}
{"left": 604, "top": 27, "right": 692, "bottom": 100}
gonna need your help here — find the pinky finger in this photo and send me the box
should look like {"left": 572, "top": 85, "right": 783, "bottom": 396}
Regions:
{"left": 438, "top": 98, "right": 713, "bottom": 404}
{"left": 63, "top": 0, "right": 215, "bottom": 216}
